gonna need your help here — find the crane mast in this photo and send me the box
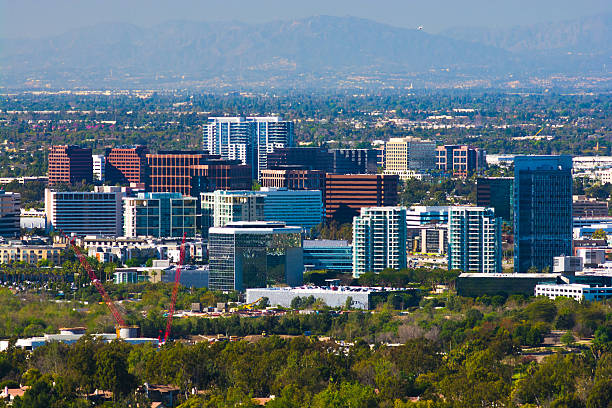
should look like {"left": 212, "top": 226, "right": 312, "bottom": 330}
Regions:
{"left": 162, "top": 233, "right": 187, "bottom": 344}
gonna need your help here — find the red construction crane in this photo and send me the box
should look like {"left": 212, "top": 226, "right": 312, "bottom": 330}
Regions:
{"left": 65, "top": 233, "right": 125, "bottom": 327}
{"left": 162, "top": 233, "right": 187, "bottom": 344}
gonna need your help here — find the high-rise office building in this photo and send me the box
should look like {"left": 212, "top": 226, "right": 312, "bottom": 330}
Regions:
{"left": 123, "top": 192, "right": 197, "bottom": 238}
{"left": 189, "top": 160, "right": 252, "bottom": 196}
{"left": 476, "top": 177, "right": 513, "bottom": 224}
{"left": 329, "top": 149, "right": 378, "bottom": 174}
{"left": 260, "top": 169, "right": 326, "bottom": 190}
{"left": 45, "top": 187, "right": 124, "bottom": 236}
{"left": 201, "top": 188, "right": 323, "bottom": 231}
{"left": 205, "top": 116, "right": 293, "bottom": 178}
{"left": 384, "top": 137, "right": 436, "bottom": 174}
{"left": 200, "top": 190, "right": 265, "bottom": 231}
{"left": 448, "top": 206, "right": 501, "bottom": 273}
{"left": 48, "top": 145, "right": 93, "bottom": 185}
{"left": 147, "top": 151, "right": 250, "bottom": 196}
{"left": 352, "top": 207, "right": 407, "bottom": 277}
{"left": 208, "top": 221, "right": 303, "bottom": 291}
{"left": 92, "top": 155, "right": 106, "bottom": 182}
{"left": 267, "top": 147, "right": 334, "bottom": 173}
{"left": 0, "top": 191, "right": 20, "bottom": 237}
{"left": 436, "top": 145, "right": 486, "bottom": 177}
{"left": 105, "top": 146, "right": 149, "bottom": 186}
{"left": 514, "top": 156, "right": 573, "bottom": 273}
{"left": 146, "top": 151, "right": 209, "bottom": 196}
{"left": 249, "top": 116, "right": 294, "bottom": 176}
{"left": 325, "top": 174, "right": 399, "bottom": 224}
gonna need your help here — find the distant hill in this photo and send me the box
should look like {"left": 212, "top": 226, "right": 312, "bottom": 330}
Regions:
{"left": 0, "top": 15, "right": 610, "bottom": 90}
{"left": 442, "top": 13, "right": 612, "bottom": 54}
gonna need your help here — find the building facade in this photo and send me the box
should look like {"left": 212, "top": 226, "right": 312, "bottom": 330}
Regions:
{"left": 329, "top": 149, "right": 378, "bottom": 174}
{"left": 384, "top": 137, "right": 436, "bottom": 174}
{"left": 325, "top": 174, "right": 399, "bottom": 225}
{"left": 0, "top": 191, "right": 20, "bottom": 237}
{"left": 572, "top": 195, "right": 608, "bottom": 218}
{"left": 260, "top": 169, "right": 325, "bottom": 190}
{"left": 514, "top": 156, "right": 573, "bottom": 273}
{"left": 201, "top": 190, "right": 265, "bottom": 231}
{"left": 48, "top": 145, "right": 93, "bottom": 185}
{"left": 44, "top": 187, "right": 124, "bottom": 236}
{"left": 92, "top": 155, "right": 106, "bottom": 182}
{"left": 146, "top": 151, "right": 210, "bottom": 196}
{"left": 208, "top": 222, "right": 303, "bottom": 291}
{"left": 189, "top": 161, "right": 252, "bottom": 196}
{"left": 436, "top": 145, "right": 486, "bottom": 177}
{"left": 0, "top": 244, "right": 62, "bottom": 265}
{"left": 303, "top": 240, "right": 353, "bottom": 272}
{"left": 123, "top": 192, "right": 197, "bottom": 238}
{"left": 267, "top": 147, "right": 334, "bottom": 173}
{"left": 448, "top": 206, "right": 502, "bottom": 273}
{"left": 352, "top": 207, "right": 407, "bottom": 277}
{"left": 205, "top": 116, "right": 293, "bottom": 178}
{"left": 201, "top": 188, "right": 323, "bottom": 231}
{"left": 105, "top": 146, "right": 149, "bottom": 186}
{"left": 476, "top": 177, "right": 513, "bottom": 224}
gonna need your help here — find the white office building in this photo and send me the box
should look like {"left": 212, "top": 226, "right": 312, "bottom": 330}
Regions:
{"left": 45, "top": 187, "right": 124, "bottom": 236}
{"left": 535, "top": 283, "right": 612, "bottom": 301}
{"left": 201, "top": 190, "right": 265, "bottom": 231}
{"left": 205, "top": 116, "right": 293, "bottom": 178}
{"left": 201, "top": 188, "right": 323, "bottom": 232}
{"left": 92, "top": 154, "right": 106, "bottom": 182}
{"left": 448, "top": 206, "right": 501, "bottom": 273}
{"left": 352, "top": 207, "right": 407, "bottom": 277}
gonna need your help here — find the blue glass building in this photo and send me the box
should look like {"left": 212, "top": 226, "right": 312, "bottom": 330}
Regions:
{"left": 303, "top": 240, "right": 353, "bottom": 272}
{"left": 514, "top": 156, "right": 573, "bottom": 273}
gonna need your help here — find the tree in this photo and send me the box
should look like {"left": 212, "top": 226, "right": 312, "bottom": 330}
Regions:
{"left": 586, "top": 379, "right": 612, "bottom": 408}
{"left": 311, "top": 382, "right": 378, "bottom": 408}
{"left": 591, "top": 229, "right": 607, "bottom": 240}
{"left": 560, "top": 332, "right": 575, "bottom": 347}
{"left": 94, "top": 341, "right": 136, "bottom": 399}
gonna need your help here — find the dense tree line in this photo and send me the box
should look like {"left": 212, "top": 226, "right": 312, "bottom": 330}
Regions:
{"left": 0, "top": 293, "right": 609, "bottom": 407}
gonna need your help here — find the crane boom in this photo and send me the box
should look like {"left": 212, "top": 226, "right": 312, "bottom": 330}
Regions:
{"left": 163, "top": 233, "right": 187, "bottom": 343}
{"left": 67, "top": 235, "right": 126, "bottom": 327}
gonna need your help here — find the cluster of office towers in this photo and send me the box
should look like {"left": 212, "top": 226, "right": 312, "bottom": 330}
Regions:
{"left": 353, "top": 156, "right": 573, "bottom": 276}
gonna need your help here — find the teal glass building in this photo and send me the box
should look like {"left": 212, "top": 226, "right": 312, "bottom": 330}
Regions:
{"left": 514, "top": 156, "right": 573, "bottom": 273}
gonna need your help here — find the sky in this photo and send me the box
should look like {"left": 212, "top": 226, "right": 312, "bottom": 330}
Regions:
{"left": 1, "top": 0, "right": 611, "bottom": 38}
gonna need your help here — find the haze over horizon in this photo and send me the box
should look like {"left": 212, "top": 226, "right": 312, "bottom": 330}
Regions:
{"left": 1, "top": 0, "right": 611, "bottom": 39}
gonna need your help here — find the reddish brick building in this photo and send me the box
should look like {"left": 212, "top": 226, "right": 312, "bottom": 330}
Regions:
{"left": 324, "top": 174, "right": 399, "bottom": 224}
{"left": 146, "top": 151, "right": 252, "bottom": 196}
{"left": 105, "top": 146, "right": 149, "bottom": 186}
{"left": 48, "top": 145, "right": 93, "bottom": 185}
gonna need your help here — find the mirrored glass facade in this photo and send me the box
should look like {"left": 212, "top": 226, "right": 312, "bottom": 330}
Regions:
{"left": 208, "top": 223, "right": 303, "bottom": 291}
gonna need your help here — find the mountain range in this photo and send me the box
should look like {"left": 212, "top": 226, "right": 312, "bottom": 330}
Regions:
{"left": 0, "top": 14, "right": 610, "bottom": 90}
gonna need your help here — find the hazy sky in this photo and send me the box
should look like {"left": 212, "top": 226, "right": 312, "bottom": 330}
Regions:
{"left": 1, "top": 0, "right": 611, "bottom": 38}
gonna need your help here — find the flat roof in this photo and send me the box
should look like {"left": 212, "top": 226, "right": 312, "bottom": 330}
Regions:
{"left": 459, "top": 273, "right": 559, "bottom": 279}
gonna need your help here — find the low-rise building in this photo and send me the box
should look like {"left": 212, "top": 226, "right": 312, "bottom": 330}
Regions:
{"left": 246, "top": 286, "right": 418, "bottom": 310}
{"left": 456, "top": 273, "right": 560, "bottom": 297}
{"left": 535, "top": 283, "right": 612, "bottom": 301}
{"left": 303, "top": 240, "right": 353, "bottom": 272}
{"left": 0, "top": 244, "right": 63, "bottom": 265}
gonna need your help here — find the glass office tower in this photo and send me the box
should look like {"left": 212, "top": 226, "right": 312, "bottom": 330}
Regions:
{"left": 514, "top": 156, "right": 573, "bottom": 273}
{"left": 208, "top": 222, "right": 303, "bottom": 291}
